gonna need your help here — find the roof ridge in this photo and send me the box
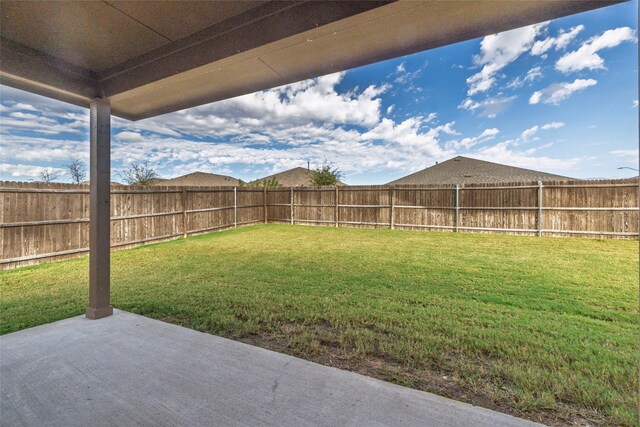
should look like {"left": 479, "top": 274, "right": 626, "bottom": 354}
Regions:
{"left": 387, "top": 156, "right": 573, "bottom": 185}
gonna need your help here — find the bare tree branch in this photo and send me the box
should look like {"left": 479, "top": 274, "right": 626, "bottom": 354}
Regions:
{"left": 119, "top": 162, "right": 159, "bottom": 186}
{"left": 40, "top": 168, "right": 61, "bottom": 183}
{"left": 65, "top": 159, "right": 87, "bottom": 184}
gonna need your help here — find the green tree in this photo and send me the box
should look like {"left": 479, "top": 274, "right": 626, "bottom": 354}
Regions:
{"left": 241, "top": 177, "right": 280, "bottom": 188}
{"left": 310, "top": 163, "right": 343, "bottom": 186}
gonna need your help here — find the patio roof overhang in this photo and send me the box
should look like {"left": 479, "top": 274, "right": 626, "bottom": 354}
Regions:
{"left": 0, "top": 0, "right": 621, "bottom": 121}
{"left": 0, "top": 0, "right": 623, "bottom": 319}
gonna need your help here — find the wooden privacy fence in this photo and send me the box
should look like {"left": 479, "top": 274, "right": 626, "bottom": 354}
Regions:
{"left": 267, "top": 179, "right": 639, "bottom": 238}
{"left": 0, "top": 182, "right": 266, "bottom": 269}
{"left": 1, "top": 178, "right": 638, "bottom": 269}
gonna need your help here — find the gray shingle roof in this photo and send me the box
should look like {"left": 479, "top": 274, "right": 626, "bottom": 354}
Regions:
{"left": 258, "top": 167, "right": 347, "bottom": 187}
{"left": 153, "top": 172, "right": 240, "bottom": 186}
{"left": 256, "top": 167, "right": 314, "bottom": 187}
{"left": 387, "top": 156, "right": 573, "bottom": 185}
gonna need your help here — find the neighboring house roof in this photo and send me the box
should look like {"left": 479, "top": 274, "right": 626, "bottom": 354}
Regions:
{"left": 387, "top": 156, "right": 573, "bottom": 186}
{"left": 257, "top": 167, "right": 345, "bottom": 187}
{"left": 257, "top": 167, "right": 314, "bottom": 187}
{"left": 145, "top": 178, "right": 167, "bottom": 185}
{"left": 154, "top": 172, "right": 240, "bottom": 186}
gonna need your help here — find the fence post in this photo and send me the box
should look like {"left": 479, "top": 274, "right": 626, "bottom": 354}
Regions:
{"left": 335, "top": 186, "right": 339, "bottom": 227}
{"left": 182, "top": 187, "right": 188, "bottom": 238}
{"left": 263, "top": 187, "right": 267, "bottom": 224}
{"left": 538, "top": 180, "right": 543, "bottom": 237}
{"left": 455, "top": 184, "right": 459, "bottom": 232}
{"left": 233, "top": 186, "right": 237, "bottom": 228}
{"left": 290, "top": 188, "right": 294, "bottom": 225}
{"left": 390, "top": 187, "right": 395, "bottom": 229}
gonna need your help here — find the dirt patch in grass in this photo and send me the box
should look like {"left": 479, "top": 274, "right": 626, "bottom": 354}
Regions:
{"left": 239, "top": 328, "right": 611, "bottom": 427}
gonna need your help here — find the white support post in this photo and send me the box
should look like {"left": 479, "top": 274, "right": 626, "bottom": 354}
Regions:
{"left": 233, "top": 186, "right": 237, "bottom": 228}
{"left": 86, "top": 98, "right": 113, "bottom": 319}
{"left": 538, "top": 180, "right": 543, "bottom": 237}
{"left": 455, "top": 185, "right": 460, "bottom": 233}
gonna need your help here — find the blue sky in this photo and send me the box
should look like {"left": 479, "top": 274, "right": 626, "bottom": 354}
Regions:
{"left": 0, "top": 1, "right": 637, "bottom": 185}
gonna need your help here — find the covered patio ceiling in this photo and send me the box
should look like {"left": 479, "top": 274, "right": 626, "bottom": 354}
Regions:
{"left": 0, "top": 0, "right": 620, "bottom": 121}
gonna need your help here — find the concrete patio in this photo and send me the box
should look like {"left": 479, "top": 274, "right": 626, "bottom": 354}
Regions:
{"left": 1, "top": 310, "right": 543, "bottom": 427}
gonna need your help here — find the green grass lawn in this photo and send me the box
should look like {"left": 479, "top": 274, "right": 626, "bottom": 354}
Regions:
{"left": 1, "top": 224, "right": 637, "bottom": 426}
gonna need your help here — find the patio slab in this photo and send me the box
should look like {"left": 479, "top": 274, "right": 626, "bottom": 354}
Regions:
{"left": 1, "top": 310, "right": 543, "bottom": 427}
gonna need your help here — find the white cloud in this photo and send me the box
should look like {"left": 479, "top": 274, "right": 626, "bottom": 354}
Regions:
{"left": 386, "top": 105, "right": 395, "bottom": 114}
{"left": 0, "top": 91, "right": 88, "bottom": 136}
{"left": 556, "top": 27, "right": 636, "bottom": 73}
{"left": 529, "top": 92, "right": 542, "bottom": 104}
{"left": 11, "top": 103, "right": 39, "bottom": 111}
{"left": 472, "top": 143, "right": 582, "bottom": 172}
{"left": 0, "top": 135, "right": 88, "bottom": 163}
{"left": 394, "top": 69, "right": 422, "bottom": 86}
{"left": 116, "top": 131, "right": 143, "bottom": 141}
{"left": 541, "top": 122, "right": 565, "bottom": 130}
{"left": 458, "top": 96, "right": 517, "bottom": 118}
{"left": 466, "top": 23, "right": 547, "bottom": 96}
{"left": 422, "top": 112, "right": 438, "bottom": 123}
{"left": 469, "top": 122, "right": 582, "bottom": 172}
{"left": 387, "top": 62, "right": 425, "bottom": 93}
{"left": 0, "top": 163, "right": 67, "bottom": 179}
{"left": 633, "top": 99, "right": 639, "bottom": 108}
{"left": 0, "top": 102, "right": 39, "bottom": 113}
{"left": 520, "top": 125, "right": 540, "bottom": 142}
{"left": 0, "top": 86, "right": 85, "bottom": 117}
{"left": 529, "top": 79, "right": 597, "bottom": 105}
{"left": 102, "top": 112, "right": 461, "bottom": 179}
{"left": 0, "top": 67, "right": 582, "bottom": 183}
{"left": 610, "top": 149, "right": 639, "bottom": 157}
{"left": 129, "top": 72, "right": 388, "bottom": 141}
{"left": 0, "top": 117, "right": 86, "bottom": 135}
{"left": 480, "top": 128, "right": 500, "bottom": 138}
{"left": 0, "top": 72, "right": 397, "bottom": 181}
{"left": 531, "top": 25, "right": 584, "bottom": 55}
{"left": 105, "top": 129, "right": 426, "bottom": 179}
{"left": 506, "top": 66, "right": 543, "bottom": 89}
{"left": 446, "top": 128, "right": 500, "bottom": 150}
{"left": 361, "top": 117, "right": 456, "bottom": 156}
{"left": 112, "top": 117, "right": 182, "bottom": 138}
{"left": 502, "top": 121, "right": 564, "bottom": 147}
